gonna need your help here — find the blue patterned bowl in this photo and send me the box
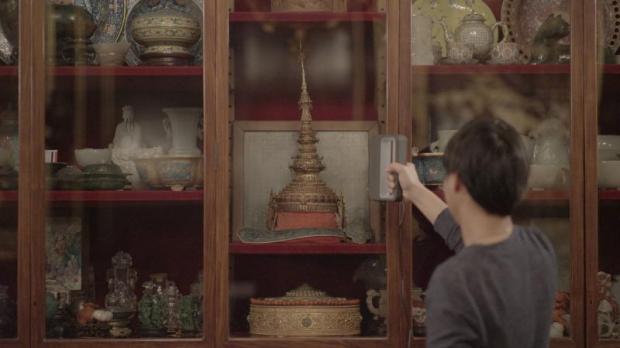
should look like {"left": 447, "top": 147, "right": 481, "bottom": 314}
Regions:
{"left": 412, "top": 153, "right": 446, "bottom": 185}
{"left": 134, "top": 156, "right": 202, "bottom": 191}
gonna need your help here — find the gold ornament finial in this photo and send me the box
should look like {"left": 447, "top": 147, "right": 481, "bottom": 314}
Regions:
{"left": 267, "top": 39, "right": 345, "bottom": 230}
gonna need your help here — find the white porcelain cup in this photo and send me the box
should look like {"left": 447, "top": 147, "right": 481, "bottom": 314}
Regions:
{"left": 490, "top": 42, "right": 521, "bottom": 64}
{"left": 448, "top": 43, "right": 474, "bottom": 64}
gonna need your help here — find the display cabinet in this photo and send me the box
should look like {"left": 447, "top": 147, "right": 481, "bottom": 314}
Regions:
{"left": 27, "top": 0, "right": 210, "bottom": 346}
{"left": 0, "top": 0, "right": 611, "bottom": 347}
{"left": 212, "top": 0, "right": 410, "bottom": 346}
{"left": 585, "top": 1, "right": 620, "bottom": 347}
{"left": 0, "top": 0, "right": 28, "bottom": 347}
{"left": 407, "top": 0, "right": 584, "bottom": 347}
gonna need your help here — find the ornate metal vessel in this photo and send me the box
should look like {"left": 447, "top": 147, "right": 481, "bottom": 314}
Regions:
{"left": 267, "top": 43, "right": 345, "bottom": 230}
{"left": 130, "top": 3, "right": 201, "bottom": 65}
{"left": 248, "top": 284, "right": 361, "bottom": 337}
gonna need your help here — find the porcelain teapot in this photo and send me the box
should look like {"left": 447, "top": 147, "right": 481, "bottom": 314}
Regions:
{"left": 440, "top": 11, "right": 499, "bottom": 62}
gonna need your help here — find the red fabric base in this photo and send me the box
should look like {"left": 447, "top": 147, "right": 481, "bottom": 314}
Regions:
{"left": 274, "top": 212, "right": 339, "bottom": 230}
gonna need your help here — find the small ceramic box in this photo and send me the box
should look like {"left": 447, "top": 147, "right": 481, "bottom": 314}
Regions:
{"left": 412, "top": 153, "right": 446, "bottom": 185}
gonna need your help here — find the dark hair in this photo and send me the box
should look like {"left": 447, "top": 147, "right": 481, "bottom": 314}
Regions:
{"left": 442, "top": 118, "right": 529, "bottom": 216}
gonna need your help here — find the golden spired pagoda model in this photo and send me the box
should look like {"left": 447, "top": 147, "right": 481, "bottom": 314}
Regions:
{"left": 267, "top": 41, "right": 345, "bottom": 231}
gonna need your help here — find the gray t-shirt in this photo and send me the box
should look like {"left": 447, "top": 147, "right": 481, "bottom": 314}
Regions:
{"left": 425, "top": 209, "right": 557, "bottom": 348}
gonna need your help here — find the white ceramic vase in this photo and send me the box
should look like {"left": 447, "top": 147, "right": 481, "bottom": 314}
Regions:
{"left": 162, "top": 108, "right": 202, "bottom": 157}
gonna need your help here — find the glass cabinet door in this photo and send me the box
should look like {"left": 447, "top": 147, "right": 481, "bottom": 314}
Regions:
{"left": 223, "top": 0, "right": 397, "bottom": 343}
{"left": 588, "top": 0, "right": 620, "bottom": 346}
{"left": 409, "top": 0, "right": 582, "bottom": 346}
{"left": 37, "top": 0, "right": 205, "bottom": 342}
{"left": 0, "top": 0, "right": 19, "bottom": 344}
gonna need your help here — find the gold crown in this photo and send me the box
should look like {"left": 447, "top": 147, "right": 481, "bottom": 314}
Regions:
{"left": 267, "top": 40, "right": 345, "bottom": 230}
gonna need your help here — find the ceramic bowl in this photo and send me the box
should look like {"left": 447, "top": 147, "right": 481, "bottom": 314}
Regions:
{"left": 93, "top": 42, "right": 130, "bottom": 66}
{"left": 447, "top": 43, "right": 474, "bottom": 64}
{"left": 134, "top": 156, "right": 202, "bottom": 191}
{"left": 74, "top": 148, "right": 111, "bottom": 167}
{"left": 489, "top": 42, "right": 521, "bottom": 64}
{"left": 81, "top": 176, "right": 129, "bottom": 191}
{"left": 599, "top": 161, "right": 620, "bottom": 188}
{"left": 413, "top": 153, "right": 445, "bottom": 185}
{"left": 528, "top": 164, "right": 567, "bottom": 189}
{"left": 598, "top": 135, "right": 620, "bottom": 160}
{"left": 82, "top": 163, "right": 124, "bottom": 176}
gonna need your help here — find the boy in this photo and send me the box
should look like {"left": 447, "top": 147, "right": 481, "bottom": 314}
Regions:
{"left": 387, "top": 118, "right": 557, "bottom": 347}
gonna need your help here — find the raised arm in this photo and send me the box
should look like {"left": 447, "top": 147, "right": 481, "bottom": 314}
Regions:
{"left": 386, "top": 162, "right": 464, "bottom": 252}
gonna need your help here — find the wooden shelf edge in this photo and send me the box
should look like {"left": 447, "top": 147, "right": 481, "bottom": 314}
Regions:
{"left": 0, "top": 66, "right": 17, "bottom": 76}
{"left": 225, "top": 336, "right": 387, "bottom": 348}
{"left": 229, "top": 11, "right": 385, "bottom": 23}
{"left": 50, "top": 66, "right": 203, "bottom": 77}
{"left": 413, "top": 337, "right": 574, "bottom": 346}
{"left": 599, "top": 189, "right": 620, "bottom": 200}
{"left": 230, "top": 242, "right": 386, "bottom": 255}
{"left": 604, "top": 64, "right": 620, "bottom": 74}
{"left": 0, "top": 190, "right": 203, "bottom": 203}
{"left": 48, "top": 190, "right": 204, "bottom": 202}
{"left": 412, "top": 64, "right": 570, "bottom": 75}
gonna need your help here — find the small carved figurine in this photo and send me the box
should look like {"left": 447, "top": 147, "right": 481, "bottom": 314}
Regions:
{"left": 179, "top": 294, "right": 201, "bottom": 334}
{"left": 529, "top": 14, "right": 570, "bottom": 64}
{"left": 598, "top": 272, "right": 620, "bottom": 338}
{"left": 111, "top": 106, "right": 143, "bottom": 188}
{"left": 551, "top": 291, "right": 570, "bottom": 337}
{"left": 138, "top": 281, "right": 168, "bottom": 336}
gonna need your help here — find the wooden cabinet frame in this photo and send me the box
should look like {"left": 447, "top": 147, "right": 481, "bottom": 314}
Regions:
{"left": 0, "top": 0, "right": 601, "bottom": 347}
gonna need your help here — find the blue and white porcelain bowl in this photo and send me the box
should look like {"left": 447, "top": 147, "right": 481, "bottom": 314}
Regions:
{"left": 412, "top": 153, "right": 446, "bottom": 186}
{"left": 134, "top": 156, "right": 202, "bottom": 191}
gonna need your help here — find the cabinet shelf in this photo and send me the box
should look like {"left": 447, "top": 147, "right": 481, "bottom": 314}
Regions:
{"left": 604, "top": 64, "right": 620, "bottom": 74}
{"left": 0, "top": 66, "right": 17, "bottom": 76}
{"left": 230, "top": 242, "right": 386, "bottom": 254}
{"left": 230, "top": 11, "right": 385, "bottom": 23}
{"left": 0, "top": 190, "right": 203, "bottom": 203}
{"left": 51, "top": 66, "right": 203, "bottom": 77}
{"left": 412, "top": 64, "right": 570, "bottom": 75}
{"left": 599, "top": 189, "right": 620, "bottom": 200}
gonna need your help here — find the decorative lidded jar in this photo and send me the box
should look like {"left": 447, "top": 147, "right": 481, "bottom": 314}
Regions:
{"left": 131, "top": 4, "right": 201, "bottom": 66}
{"left": 455, "top": 12, "right": 497, "bottom": 61}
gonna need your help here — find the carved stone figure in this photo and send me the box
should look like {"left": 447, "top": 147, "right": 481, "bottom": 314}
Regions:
{"left": 530, "top": 14, "right": 570, "bottom": 64}
{"left": 111, "top": 105, "right": 143, "bottom": 187}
